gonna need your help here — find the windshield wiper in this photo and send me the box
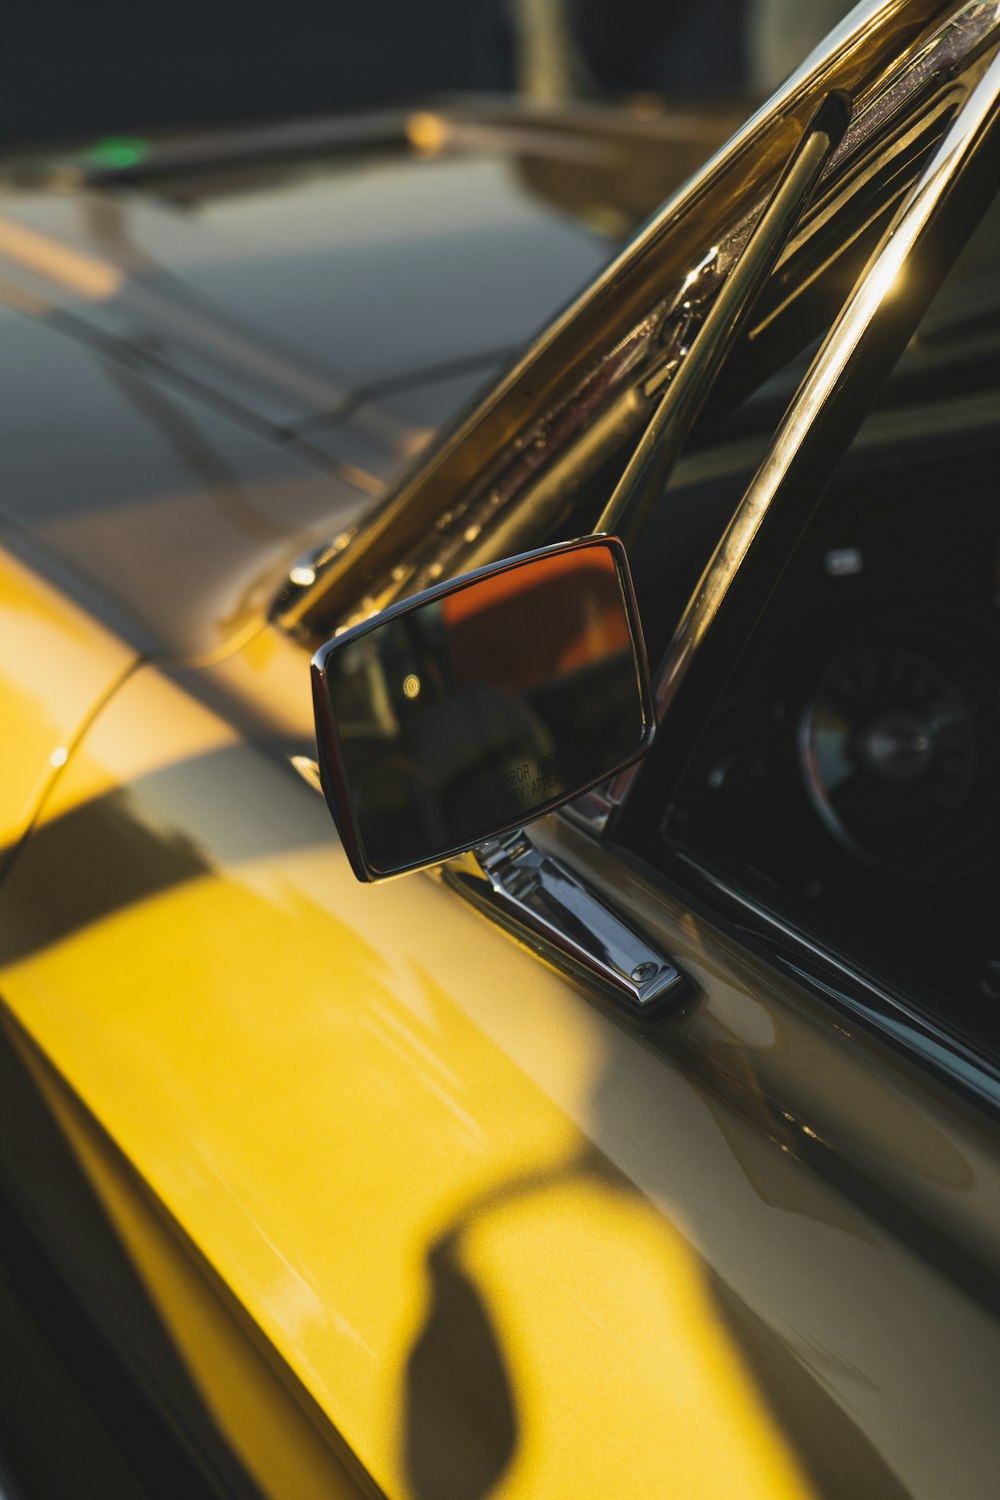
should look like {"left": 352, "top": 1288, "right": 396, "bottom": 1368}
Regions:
{"left": 596, "top": 91, "right": 851, "bottom": 547}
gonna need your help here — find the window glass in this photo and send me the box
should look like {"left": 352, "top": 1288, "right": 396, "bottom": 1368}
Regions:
{"left": 633, "top": 191, "right": 1000, "bottom": 1032}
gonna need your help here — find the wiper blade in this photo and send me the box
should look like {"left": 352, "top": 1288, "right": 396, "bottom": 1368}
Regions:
{"left": 597, "top": 91, "right": 851, "bottom": 546}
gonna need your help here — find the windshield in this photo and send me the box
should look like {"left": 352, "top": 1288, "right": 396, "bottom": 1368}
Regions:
{"left": 281, "top": 0, "right": 1000, "bottom": 645}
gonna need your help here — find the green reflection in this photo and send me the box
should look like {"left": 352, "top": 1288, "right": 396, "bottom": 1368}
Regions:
{"left": 86, "top": 136, "right": 151, "bottom": 171}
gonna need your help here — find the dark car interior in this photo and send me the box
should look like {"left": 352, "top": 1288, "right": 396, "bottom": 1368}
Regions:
{"left": 616, "top": 191, "right": 1000, "bottom": 1051}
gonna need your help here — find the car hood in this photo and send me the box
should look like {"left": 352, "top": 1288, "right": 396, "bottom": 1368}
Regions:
{"left": 0, "top": 120, "right": 641, "bottom": 655}
{"left": 0, "top": 128, "right": 630, "bottom": 475}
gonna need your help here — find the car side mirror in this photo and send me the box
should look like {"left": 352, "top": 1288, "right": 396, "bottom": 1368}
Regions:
{"left": 311, "top": 535, "right": 655, "bottom": 880}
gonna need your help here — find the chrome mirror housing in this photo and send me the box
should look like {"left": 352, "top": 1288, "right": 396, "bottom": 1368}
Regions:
{"left": 311, "top": 536, "right": 654, "bottom": 880}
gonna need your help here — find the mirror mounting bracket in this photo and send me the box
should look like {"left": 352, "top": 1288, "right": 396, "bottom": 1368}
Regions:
{"left": 444, "top": 827, "right": 691, "bottom": 1020}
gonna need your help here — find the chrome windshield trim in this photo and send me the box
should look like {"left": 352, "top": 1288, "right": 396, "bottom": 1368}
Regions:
{"left": 595, "top": 93, "right": 850, "bottom": 545}
{"left": 274, "top": 1, "right": 970, "bottom": 641}
{"left": 651, "top": 11, "right": 1000, "bottom": 728}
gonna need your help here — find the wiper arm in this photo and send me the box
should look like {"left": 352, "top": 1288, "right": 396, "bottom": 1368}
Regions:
{"left": 596, "top": 91, "right": 851, "bottom": 546}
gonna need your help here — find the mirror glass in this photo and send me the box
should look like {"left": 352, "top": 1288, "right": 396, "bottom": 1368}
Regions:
{"left": 312, "top": 537, "right": 654, "bottom": 879}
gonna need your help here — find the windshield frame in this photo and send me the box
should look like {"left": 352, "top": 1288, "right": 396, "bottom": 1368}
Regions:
{"left": 274, "top": 0, "right": 993, "bottom": 646}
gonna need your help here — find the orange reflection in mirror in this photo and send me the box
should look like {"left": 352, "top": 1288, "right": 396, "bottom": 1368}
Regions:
{"left": 443, "top": 545, "right": 628, "bottom": 691}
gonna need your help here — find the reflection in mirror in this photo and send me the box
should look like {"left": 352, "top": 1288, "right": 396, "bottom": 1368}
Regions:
{"left": 312, "top": 537, "right": 654, "bottom": 879}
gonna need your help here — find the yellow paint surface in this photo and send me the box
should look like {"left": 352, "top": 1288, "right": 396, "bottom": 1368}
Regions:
{"left": 0, "top": 645, "right": 816, "bottom": 1499}
{"left": 461, "top": 1178, "right": 813, "bottom": 1499}
{"left": 0, "top": 550, "right": 135, "bottom": 851}
{"left": 10, "top": 1027, "right": 368, "bottom": 1500}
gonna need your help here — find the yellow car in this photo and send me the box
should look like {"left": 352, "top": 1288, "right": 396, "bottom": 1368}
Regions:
{"left": 2, "top": 3, "right": 1000, "bottom": 1496}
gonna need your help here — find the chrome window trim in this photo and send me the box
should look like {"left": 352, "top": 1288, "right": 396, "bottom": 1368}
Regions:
{"left": 669, "top": 845, "right": 1000, "bottom": 1118}
{"left": 650, "top": 12, "right": 1000, "bottom": 734}
{"left": 583, "top": 3, "right": 1000, "bottom": 825}
{"left": 547, "top": 808, "right": 1000, "bottom": 1119}
{"left": 587, "top": 32, "right": 1000, "bottom": 1116}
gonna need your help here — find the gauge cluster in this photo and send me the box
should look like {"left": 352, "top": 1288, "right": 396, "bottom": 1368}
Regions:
{"left": 800, "top": 632, "right": 991, "bottom": 879}
{"left": 660, "top": 442, "right": 1000, "bottom": 1012}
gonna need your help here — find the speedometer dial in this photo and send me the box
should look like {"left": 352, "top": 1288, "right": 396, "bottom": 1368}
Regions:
{"left": 800, "top": 642, "right": 982, "bottom": 876}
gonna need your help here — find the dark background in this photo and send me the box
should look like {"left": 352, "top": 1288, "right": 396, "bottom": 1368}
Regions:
{"left": 3, "top": 1, "right": 752, "bottom": 149}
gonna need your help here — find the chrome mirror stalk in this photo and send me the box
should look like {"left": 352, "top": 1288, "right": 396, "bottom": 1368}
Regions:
{"left": 445, "top": 828, "right": 691, "bottom": 1019}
